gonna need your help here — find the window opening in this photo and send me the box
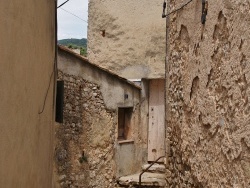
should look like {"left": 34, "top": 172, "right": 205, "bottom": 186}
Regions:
{"left": 118, "top": 107, "right": 133, "bottom": 140}
{"left": 55, "top": 80, "right": 64, "bottom": 123}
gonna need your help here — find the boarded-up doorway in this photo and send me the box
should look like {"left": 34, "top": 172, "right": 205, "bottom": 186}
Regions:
{"left": 148, "top": 79, "right": 165, "bottom": 162}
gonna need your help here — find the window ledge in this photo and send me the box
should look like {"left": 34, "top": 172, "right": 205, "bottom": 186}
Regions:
{"left": 118, "top": 139, "right": 134, "bottom": 144}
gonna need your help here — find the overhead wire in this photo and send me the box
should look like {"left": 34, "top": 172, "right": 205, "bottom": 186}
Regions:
{"left": 57, "top": 0, "right": 70, "bottom": 8}
{"left": 59, "top": 7, "right": 88, "bottom": 23}
{"left": 40, "top": 1, "right": 87, "bottom": 114}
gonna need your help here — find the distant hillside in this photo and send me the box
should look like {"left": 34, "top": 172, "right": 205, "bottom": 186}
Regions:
{"left": 58, "top": 38, "right": 87, "bottom": 57}
{"left": 58, "top": 38, "right": 87, "bottom": 48}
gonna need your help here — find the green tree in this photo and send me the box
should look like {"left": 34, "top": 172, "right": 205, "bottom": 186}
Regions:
{"left": 80, "top": 47, "right": 87, "bottom": 57}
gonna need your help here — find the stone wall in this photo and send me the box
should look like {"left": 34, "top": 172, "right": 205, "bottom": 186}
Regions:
{"left": 54, "top": 60, "right": 144, "bottom": 187}
{"left": 167, "top": 0, "right": 250, "bottom": 187}
{"left": 88, "top": 0, "right": 166, "bottom": 79}
{"left": 55, "top": 71, "right": 118, "bottom": 187}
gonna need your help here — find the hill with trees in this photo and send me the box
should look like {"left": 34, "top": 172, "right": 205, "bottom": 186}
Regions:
{"left": 58, "top": 38, "right": 87, "bottom": 57}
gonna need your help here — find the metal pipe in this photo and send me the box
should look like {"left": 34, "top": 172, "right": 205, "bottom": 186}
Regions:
{"left": 138, "top": 156, "right": 165, "bottom": 188}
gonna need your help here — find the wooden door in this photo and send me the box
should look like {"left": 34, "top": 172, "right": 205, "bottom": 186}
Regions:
{"left": 148, "top": 79, "right": 165, "bottom": 162}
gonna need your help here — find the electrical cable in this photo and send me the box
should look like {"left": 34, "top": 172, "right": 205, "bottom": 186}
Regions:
{"left": 162, "top": 0, "right": 194, "bottom": 18}
{"left": 38, "top": 62, "right": 56, "bottom": 114}
{"left": 57, "top": 0, "right": 70, "bottom": 9}
{"left": 38, "top": 1, "right": 58, "bottom": 115}
{"left": 59, "top": 7, "right": 88, "bottom": 23}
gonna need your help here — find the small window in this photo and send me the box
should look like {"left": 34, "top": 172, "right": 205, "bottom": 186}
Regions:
{"left": 118, "top": 107, "right": 133, "bottom": 140}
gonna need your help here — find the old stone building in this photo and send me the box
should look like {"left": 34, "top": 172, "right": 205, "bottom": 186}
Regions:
{"left": 55, "top": 46, "right": 151, "bottom": 187}
{"left": 87, "top": 0, "right": 168, "bottom": 187}
{"left": 88, "top": 0, "right": 167, "bottom": 174}
{"left": 0, "top": 1, "right": 56, "bottom": 187}
{"left": 60, "top": 0, "right": 250, "bottom": 187}
{"left": 167, "top": 0, "right": 250, "bottom": 187}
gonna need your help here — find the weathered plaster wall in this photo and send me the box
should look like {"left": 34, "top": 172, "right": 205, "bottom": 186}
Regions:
{"left": 88, "top": 0, "right": 166, "bottom": 79}
{"left": 55, "top": 48, "right": 147, "bottom": 187}
{"left": 0, "top": 1, "right": 55, "bottom": 187}
{"left": 167, "top": 0, "right": 250, "bottom": 187}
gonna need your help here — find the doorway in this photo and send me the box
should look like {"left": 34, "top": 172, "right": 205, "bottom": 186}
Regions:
{"left": 147, "top": 79, "right": 165, "bottom": 162}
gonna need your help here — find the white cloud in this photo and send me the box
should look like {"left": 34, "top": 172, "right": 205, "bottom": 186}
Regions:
{"left": 57, "top": 0, "right": 88, "bottom": 40}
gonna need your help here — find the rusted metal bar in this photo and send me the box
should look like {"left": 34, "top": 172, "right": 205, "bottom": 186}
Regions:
{"left": 138, "top": 156, "right": 165, "bottom": 188}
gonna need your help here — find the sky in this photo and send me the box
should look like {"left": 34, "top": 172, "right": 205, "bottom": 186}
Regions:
{"left": 57, "top": 0, "right": 88, "bottom": 40}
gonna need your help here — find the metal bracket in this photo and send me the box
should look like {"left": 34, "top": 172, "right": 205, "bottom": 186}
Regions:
{"left": 162, "top": 1, "right": 167, "bottom": 18}
{"left": 201, "top": 0, "right": 208, "bottom": 24}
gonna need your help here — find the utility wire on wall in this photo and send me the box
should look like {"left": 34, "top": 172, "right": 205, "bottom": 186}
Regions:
{"left": 39, "top": 0, "right": 58, "bottom": 115}
{"left": 161, "top": 0, "right": 195, "bottom": 137}
{"left": 38, "top": 61, "right": 56, "bottom": 114}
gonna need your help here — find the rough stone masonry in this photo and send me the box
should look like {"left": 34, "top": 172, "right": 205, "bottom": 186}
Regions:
{"left": 54, "top": 71, "right": 118, "bottom": 188}
{"left": 167, "top": 0, "right": 250, "bottom": 187}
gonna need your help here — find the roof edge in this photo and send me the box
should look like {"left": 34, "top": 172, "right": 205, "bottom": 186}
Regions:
{"left": 58, "top": 45, "right": 141, "bottom": 90}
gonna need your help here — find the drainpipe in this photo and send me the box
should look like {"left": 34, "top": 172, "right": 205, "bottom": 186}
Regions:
{"left": 54, "top": 0, "right": 58, "bottom": 109}
{"left": 164, "top": 0, "right": 169, "bottom": 166}
{"left": 164, "top": 5, "right": 167, "bottom": 164}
